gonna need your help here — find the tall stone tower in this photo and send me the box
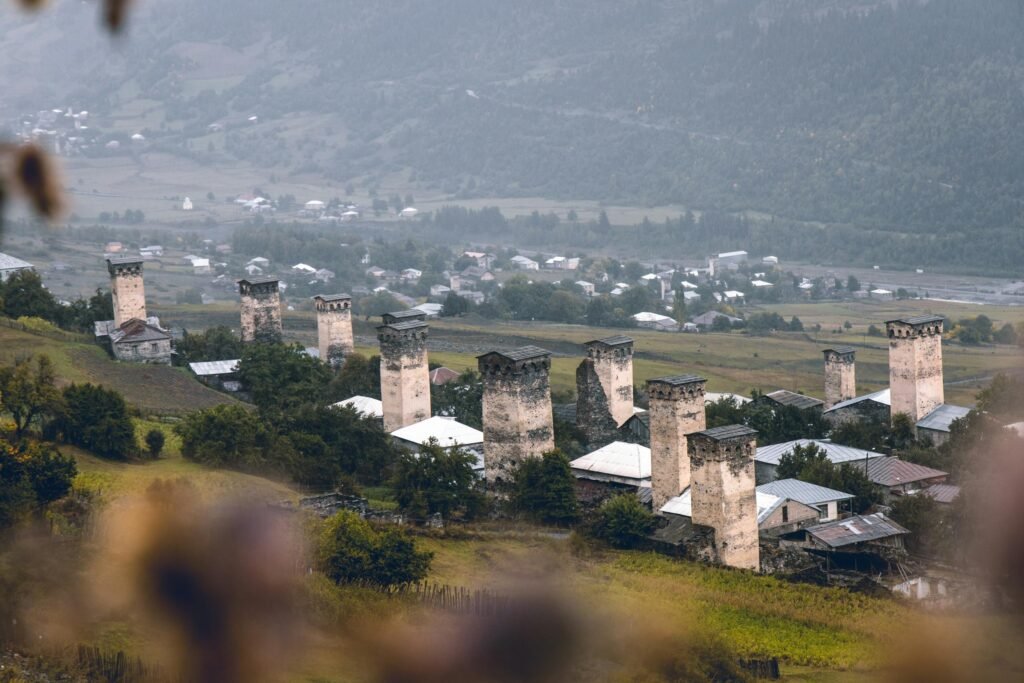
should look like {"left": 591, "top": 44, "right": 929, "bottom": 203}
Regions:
{"left": 886, "top": 315, "right": 944, "bottom": 423}
{"left": 647, "top": 375, "right": 707, "bottom": 512}
{"left": 313, "top": 294, "right": 354, "bottom": 367}
{"left": 238, "top": 277, "right": 283, "bottom": 343}
{"left": 689, "top": 425, "right": 759, "bottom": 571}
{"left": 822, "top": 346, "right": 856, "bottom": 409}
{"left": 583, "top": 336, "right": 635, "bottom": 426}
{"left": 378, "top": 317, "right": 431, "bottom": 432}
{"left": 478, "top": 346, "right": 555, "bottom": 483}
{"left": 107, "top": 256, "right": 147, "bottom": 327}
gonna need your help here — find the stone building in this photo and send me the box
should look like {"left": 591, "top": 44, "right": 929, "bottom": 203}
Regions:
{"left": 477, "top": 346, "right": 555, "bottom": 483}
{"left": 107, "top": 256, "right": 147, "bottom": 327}
{"left": 580, "top": 336, "right": 634, "bottom": 423}
{"left": 109, "top": 318, "right": 172, "bottom": 364}
{"left": 238, "top": 277, "right": 283, "bottom": 343}
{"left": 689, "top": 425, "right": 760, "bottom": 571}
{"left": 647, "top": 375, "right": 707, "bottom": 511}
{"left": 822, "top": 346, "right": 856, "bottom": 410}
{"left": 886, "top": 315, "right": 944, "bottom": 423}
{"left": 378, "top": 317, "right": 431, "bottom": 432}
{"left": 575, "top": 358, "right": 620, "bottom": 448}
{"left": 313, "top": 293, "right": 354, "bottom": 367}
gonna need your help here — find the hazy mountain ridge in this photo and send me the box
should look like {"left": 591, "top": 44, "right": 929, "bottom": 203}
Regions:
{"left": 3, "top": 0, "right": 1023, "bottom": 249}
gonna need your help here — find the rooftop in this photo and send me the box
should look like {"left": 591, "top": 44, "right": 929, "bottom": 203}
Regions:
{"left": 923, "top": 484, "right": 961, "bottom": 505}
{"left": 0, "top": 253, "right": 33, "bottom": 270}
{"left": 110, "top": 319, "right": 171, "bottom": 344}
{"left": 694, "top": 424, "right": 758, "bottom": 441}
{"left": 587, "top": 335, "right": 634, "bottom": 348}
{"left": 823, "top": 346, "right": 856, "bottom": 356}
{"left": 757, "top": 478, "right": 854, "bottom": 506}
{"left": 851, "top": 456, "right": 948, "bottom": 487}
{"left": 238, "top": 276, "right": 279, "bottom": 286}
{"left": 570, "top": 441, "right": 651, "bottom": 483}
{"left": 649, "top": 374, "right": 706, "bottom": 387}
{"left": 661, "top": 487, "right": 783, "bottom": 525}
{"left": 477, "top": 345, "right": 551, "bottom": 362}
{"left": 382, "top": 309, "right": 427, "bottom": 322}
{"left": 390, "top": 416, "right": 483, "bottom": 449}
{"left": 313, "top": 293, "right": 352, "bottom": 302}
{"left": 331, "top": 395, "right": 384, "bottom": 419}
{"left": 823, "top": 388, "right": 891, "bottom": 414}
{"left": 755, "top": 439, "right": 886, "bottom": 466}
{"left": 188, "top": 359, "right": 240, "bottom": 376}
{"left": 805, "top": 513, "right": 908, "bottom": 549}
{"left": 379, "top": 320, "right": 429, "bottom": 332}
{"left": 106, "top": 254, "right": 143, "bottom": 266}
{"left": 764, "top": 389, "right": 824, "bottom": 411}
{"left": 916, "top": 404, "right": 971, "bottom": 433}
{"left": 886, "top": 314, "right": 944, "bottom": 326}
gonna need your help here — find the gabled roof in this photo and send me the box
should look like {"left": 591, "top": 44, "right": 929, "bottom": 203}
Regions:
{"left": 587, "top": 335, "right": 634, "bottom": 348}
{"left": 660, "top": 486, "right": 784, "bottom": 525}
{"left": 237, "top": 276, "right": 279, "bottom": 286}
{"left": 923, "top": 484, "right": 961, "bottom": 504}
{"left": 649, "top": 374, "right": 705, "bottom": 387}
{"left": 570, "top": 441, "right": 651, "bottom": 484}
{"left": 189, "top": 359, "right": 240, "bottom": 376}
{"left": 805, "top": 513, "right": 908, "bottom": 548}
{"left": 313, "top": 293, "right": 352, "bottom": 302}
{"left": 694, "top": 424, "right": 758, "bottom": 441}
{"left": 823, "top": 388, "right": 891, "bottom": 414}
{"left": 886, "top": 314, "right": 944, "bottom": 326}
{"left": 822, "top": 346, "right": 856, "bottom": 355}
{"left": 852, "top": 456, "right": 947, "bottom": 487}
{"left": 764, "top": 390, "right": 824, "bottom": 411}
{"left": 916, "top": 404, "right": 971, "bottom": 433}
{"left": 332, "top": 395, "right": 384, "bottom": 419}
{"left": 757, "top": 478, "right": 853, "bottom": 506}
{"left": 110, "top": 319, "right": 171, "bottom": 344}
{"left": 429, "top": 367, "right": 460, "bottom": 385}
{"left": 390, "top": 416, "right": 483, "bottom": 448}
{"left": 0, "top": 252, "right": 34, "bottom": 270}
{"left": 477, "top": 345, "right": 550, "bottom": 362}
{"left": 755, "top": 439, "right": 886, "bottom": 466}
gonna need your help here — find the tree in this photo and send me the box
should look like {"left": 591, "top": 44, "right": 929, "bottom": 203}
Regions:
{"left": 45, "top": 384, "right": 136, "bottom": 459}
{"left": 145, "top": 428, "right": 166, "bottom": 459}
{"left": 173, "top": 326, "right": 244, "bottom": 366}
{"left": 390, "top": 441, "right": 485, "bottom": 521}
{"left": 0, "top": 270, "right": 58, "bottom": 321}
{"left": 175, "top": 404, "right": 270, "bottom": 468}
{"left": 327, "top": 353, "right": 381, "bottom": 401}
{"left": 587, "top": 493, "right": 655, "bottom": 548}
{"left": 317, "top": 510, "right": 432, "bottom": 589}
{"left": 1, "top": 438, "right": 76, "bottom": 528}
{"left": 431, "top": 371, "right": 483, "bottom": 428}
{"left": 671, "top": 294, "right": 687, "bottom": 324}
{"left": 788, "top": 316, "right": 804, "bottom": 332}
{"left": 846, "top": 275, "right": 861, "bottom": 292}
{"left": 993, "top": 323, "right": 1018, "bottom": 345}
{"left": 235, "top": 342, "right": 332, "bottom": 415}
{"left": 889, "top": 493, "right": 944, "bottom": 555}
{"left": 441, "top": 291, "right": 469, "bottom": 317}
{"left": 510, "top": 451, "right": 580, "bottom": 525}
{"left": 0, "top": 355, "right": 62, "bottom": 439}
{"left": 776, "top": 443, "right": 878, "bottom": 513}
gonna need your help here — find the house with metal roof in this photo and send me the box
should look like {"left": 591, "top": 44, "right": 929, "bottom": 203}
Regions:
{"left": 108, "top": 319, "right": 172, "bottom": 364}
{"left": 760, "top": 389, "right": 824, "bottom": 413}
{"left": 755, "top": 439, "right": 886, "bottom": 484}
{"left": 331, "top": 395, "right": 384, "bottom": 420}
{"left": 823, "top": 388, "right": 891, "bottom": 426}
{"left": 916, "top": 404, "right": 971, "bottom": 445}
{"left": 660, "top": 487, "right": 820, "bottom": 536}
{"left": 389, "top": 416, "right": 485, "bottom": 473}
{"left": 570, "top": 441, "right": 651, "bottom": 487}
{"left": 0, "top": 252, "right": 34, "bottom": 282}
{"left": 782, "top": 513, "right": 908, "bottom": 557}
{"left": 847, "top": 456, "right": 948, "bottom": 503}
{"left": 756, "top": 478, "right": 853, "bottom": 521}
{"left": 923, "top": 483, "right": 961, "bottom": 505}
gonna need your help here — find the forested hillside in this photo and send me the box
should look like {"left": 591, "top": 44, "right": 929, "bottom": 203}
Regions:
{"left": 2, "top": 0, "right": 1023, "bottom": 267}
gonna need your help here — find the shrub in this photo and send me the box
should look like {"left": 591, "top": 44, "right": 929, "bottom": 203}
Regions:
{"left": 175, "top": 404, "right": 270, "bottom": 468}
{"left": 317, "top": 510, "right": 432, "bottom": 589}
{"left": 510, "top": 450, "right": 580, "bottom": 525}
{"left": 48, "top": 384, "right": 136, "bottom": 459}
{"left": 587, "top": 493, "right": 656, "bottom": 548}
{"left": 391, "top": 440, "right": 485, "bottom": 521}
{"left": 144, "top": 429, "right": 166, "bottom": 459}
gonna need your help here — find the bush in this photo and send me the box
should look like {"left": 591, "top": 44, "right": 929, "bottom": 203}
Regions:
{"left": 390, "top": 440, "right": 485, "bottom": 521}
{"left": 47, "top": 384, "right": 137, "bottom": 459}
{"left": 317, "top": 510, "right": 432, "bottom": 589}
{"left": 175, "top": 404, "right": 270, "bottom": 468}
{"left": 144, "top": 429, "right": 166, "bottom": 458}
{"left": 0, "top": 438, "right": 77, "bottom": 529}
{"left": 587, "top": 493, "right": 656, "bottom": 548}
{"left": 510, "top": 450, "right": 580, "bottom": 525}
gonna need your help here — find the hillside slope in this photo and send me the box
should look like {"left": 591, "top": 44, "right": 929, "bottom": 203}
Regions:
{"left": 2, "top": 0, "right": 1023, "bottom": 267}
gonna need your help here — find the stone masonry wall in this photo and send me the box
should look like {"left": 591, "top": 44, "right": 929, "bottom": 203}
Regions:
{"left": 823, "top": 350, "right": 856, "bottom": 410}
{"left": 587, "top": 342, "right": 634, "bottom": 426}
{"left": 479, "top": 354, "right": 554, "bottom": 483}
{"left": 240, "top": 282, "right": 283, "bottom": 343}
{"left": 109, "top": 262, "right": 146, "bottom": 327}
{"left": 689, "top": 432, "right": 759, "bottom": 571}
{"left": 379, "top": 325, "right": 430, "bottom": 432}
{"left": 888, "top": 321, "right": 944, "bottom": 423}
{"left": 316, "top": 299, "right": 354, "bottom": 367}
{"left": 648, "top": 377, "right": 706, "bottom": 512}
{"left": 575, "top": 358, "right": 620, "bottom": 448}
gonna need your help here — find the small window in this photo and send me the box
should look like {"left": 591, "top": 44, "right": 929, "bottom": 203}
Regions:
{"left": 150, "top": 343, "right": 159, "bottom": 352}
{"left": 781, "top": 505, "right": 789, "bottom": 523}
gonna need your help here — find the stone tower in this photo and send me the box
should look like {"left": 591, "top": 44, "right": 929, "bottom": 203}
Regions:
{"left": 107, "top": 256, "right": 147, "bottom": 327}
{"left": 582, "top": 336, "right": 635, "bottom": 426}
{"left": 689, "top": 425, "right": 759, "bottom": 571}
{"left": 478, "top": 346, "right": 555, "bottom": 483}
{"left": 313, "top": 294, "right": 354, "bottom": 367}
{"left": 238, "top": 277, "right": 283, "bottom": 343}
{"left": 822, "top": 346, "right": 856, "bottom": 409}
{"left": 886, "top": 315, "right": 944, "bottom": 423}
{"left": 647, "top": 375, "right": 707, "bottom": 512}
{"left": 377, "top": 317, "right": 431, "bottom": 432}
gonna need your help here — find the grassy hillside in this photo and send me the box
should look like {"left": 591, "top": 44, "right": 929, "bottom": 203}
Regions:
{"left": 0, "top": 322, "right": 237, "bottom": 415}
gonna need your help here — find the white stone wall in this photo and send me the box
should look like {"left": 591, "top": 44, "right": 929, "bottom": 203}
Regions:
{"left": 823, "top": 352, "right": 856, "bottom": 410}
{"left": 316, "top": 299, "right": 354, "bottom": 366}
{"left": 888, "top": 321, "right": 944, "bottom": 422}
{"left": 648, "top": 378, "right": 706, "bottom": 511}
{"left": 689, "top": 434, "right": 759, "bottom": 571}
{"left": 110, "top": 264, "right": 146, "bottom": 327}
{"left": 379, "top": 326, "right": 431, "bottom": 432}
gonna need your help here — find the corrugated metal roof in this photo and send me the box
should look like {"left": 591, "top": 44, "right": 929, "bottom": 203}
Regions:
{"left": 923, "top": 484, "right": 961, "bottom": 504}
{"left": 705, "top": 392, "right": 751, "bottom": 405}
{"left": 887, "top": 314, "right": 944, "bottom": 326}
{"left": 331, "top": 395, "right": 383, "bottom": 418}
{"left": 110, "top": 319, "right": 171, "bottom": 343}
{"left": 570, "top": 441, "right": 651, "bottom": 483}
{"left": 649, "top": 374, "right": 705, "bottom": 387}
{"left": 765, "top": 390, "right": 824, "bottom": 410}
{"left": 806, "top": 513, "right": 908, "bottom": 548}
{"left": 854, "top": 457, "right": 948, "bottom": 487}
{"left": 823, "top": 388, "right": 891, "bottom": 414}
{"left": 189, "top": 359, "right": 240, "bottom": 376}
{"left": 755, "top": 439, "right": 886, "bottom": 466}
{"left": 757, "top": 478, "right": 853, "bottom": 505}
{"left": 587, "top": 335, "right": 633, "bottom": 348}
{"left": 695, "top": 424, "right": 758, "bottom": 441}
{"left": 0, "top": 252, "right": 33, "bottom": 270}
{"left": 390, "top": 416, "right": 483, "bottom": 448}
{"left": 916, "top": 404, "right": 970, "bottom": 433}
{"left": 660, "top": 486, "right": 782, "bottom": 524}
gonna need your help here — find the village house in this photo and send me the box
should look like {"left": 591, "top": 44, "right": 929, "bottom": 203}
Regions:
{"left": 756, "top": 478, "right": 853, "bottom": 522}
{"left": 632, "top": 311, "right": 677, "bottom": 331}
{"left": 848, "top": 457, "right": 949, "bottom": 504}
{"left": 780, "top": 513, "right": 908, "bottom": 571}
{"left": 570, "top": 441, "right": 651, "bottom": 504}
{"left": 575, "top": 280, "right": 596, "bottom": 296}
{"left": 0, "top": 252, "right": 34, "bottom": 282}
{"left": 509, "top": 255, "right": 539, "bottom": 270}
{"left": 331, "top": 395, "right": 384, "bottom": 420}
{"left": 544, "top": 256, "right": 580, "bottom": 270}
{"left": 690, "top": 310, "right": 741, "bottom": 328}
{"left": 430, "top": 284, "right": 452, "bottom": 298}
{"left": 401, "top": 268, "right": 423, "bottom": 282}
{"left": 389, "top": 416, "right": 485, "bottom": 473}
{"left": 189, "top": 359, "right": 241, "bottom": 392}
{"left": 463, "top": 251, "right": 496, "bottom": 269}
{"left": 139, "top": 245, "right": 163, "bottom": 258}
{"left": 108, "top": 318, "right": 172, "bottom": 365}
{"left": 757, "top": 389, "right": 824, "bottom": 415}
{"left": 660, "top": 488, "right": 819, "bottom": 538}
{"left": 823, "top": 388, "right": 891, "bottom": 426}
{"left": 754, "top": 439, "right": 886, "bottom": 485}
